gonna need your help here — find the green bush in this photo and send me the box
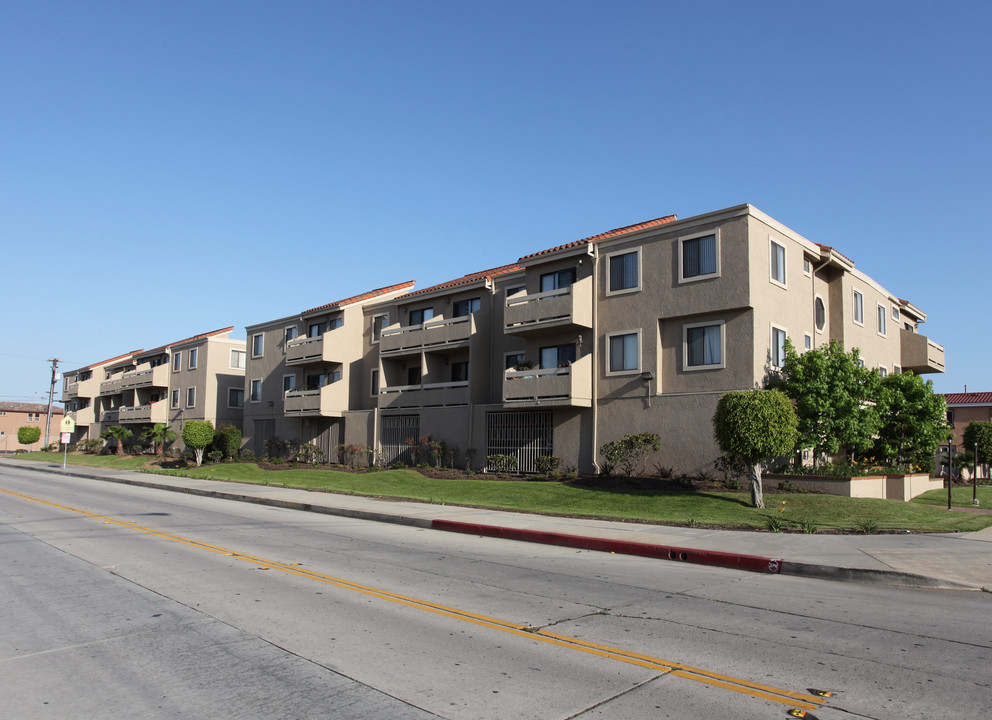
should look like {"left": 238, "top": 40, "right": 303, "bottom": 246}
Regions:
{"left": 599, "top": 432, "right": 661, "bottom": 476}
{"left": 17, "top": 426, "right": 41, "bottom": 446}
{"left": 296, "top": 443, "right": 326, "bottom": 465}
{"left": 210, "top": 424, "right": 243, "bottom": 460}
{"left": 534, "top": 455, "right": 562, "bottom": 476}
{"left": 182, "top": 420, "right": 214, "bottom": 467}
{"left": 486, "top": 454, "right": 519, "bottom": 473}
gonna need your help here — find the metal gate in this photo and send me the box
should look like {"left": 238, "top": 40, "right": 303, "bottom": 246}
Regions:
{"left": 486, "top": 410, "right": 553, "bottom": 473}
{"left": 380, "top": 414, "right": 420, "bottom": 465}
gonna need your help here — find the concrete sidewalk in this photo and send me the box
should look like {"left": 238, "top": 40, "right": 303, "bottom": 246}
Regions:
{"left": 3, "top": 458, "right": 991, "bottom": 591}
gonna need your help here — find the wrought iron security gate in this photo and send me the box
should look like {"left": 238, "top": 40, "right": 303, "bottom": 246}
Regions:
{"left": 485, "top": 410, "right": 553, "bottom": 473}
{"left": 380, "top": 414, "right": 420, "bottom": 465}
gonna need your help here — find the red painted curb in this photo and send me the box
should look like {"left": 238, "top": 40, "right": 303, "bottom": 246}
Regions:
{"left": 431, "top": 519, "right": 783, "bottom": 574}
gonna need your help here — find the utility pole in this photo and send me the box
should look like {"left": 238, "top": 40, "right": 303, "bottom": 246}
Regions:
{"left": 45, "top": 358, "right": 59, "bottom": 447}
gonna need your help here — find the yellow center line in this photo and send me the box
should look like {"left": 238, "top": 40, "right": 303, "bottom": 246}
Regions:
{"left": 2, "top": 487, "right": 823, "bottom": 710}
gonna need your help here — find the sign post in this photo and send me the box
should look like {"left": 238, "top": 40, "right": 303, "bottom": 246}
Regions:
{"left": 59, "top": 416, "right": 75, "bottom": 470}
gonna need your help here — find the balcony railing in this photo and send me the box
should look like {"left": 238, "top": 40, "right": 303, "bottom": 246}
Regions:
{"left": 71, "top": 407, "right": 96, "bottom": 426}
{"left": 284, "top": 381, "right": 349, "bottom": 417}
{"left": 121, "top": 364, "right": 169, "bottom": 390}
{"left": 378, "top": 381, "right": 470, "bottom": 409}
{"left": 900, "top": 329, "right": 945, "bottom": 374}
{"left": 100, "top": 409, "right": 120, "bottom": 423}
{"left": 118, "top": 403, "right": 169, "bottom": 424}
{"left": 502, "top": 354, "right": 592, "bottom": 407}
{"left": 504, "top": 278, "right": 592, "bottom": 335}
{"left": 379, "top": 315, "right": 472, "bottom": 356}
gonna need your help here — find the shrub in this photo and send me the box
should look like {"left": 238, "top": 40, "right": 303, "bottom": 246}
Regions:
{"left": 486, "top": 454, "right": 519, "bottom": 473}
{"left": 207, "top": 450, "right": 224, "bottom": 464}
{"left": 599, "top": 432, "right": 661, "bottom": 477}
{"left": 296, "top": 443, "right": 326, "bottom": 465}
{"left": 81, "top": 439, "right": 104, "bottom": 454}
{"left": 182, "top": 420, "right": 214, "bottom": 467}
{"left": 535, "top": 455, "right": 562, "bottom": 476}
{"left": 17, "top": 426, "right": 42, "bottom": 447}
{"left": 211, "top": 424, "right": 243, "bottom": 460}
{"left": 239, "top": 448, "right": 255, "bottom": 461}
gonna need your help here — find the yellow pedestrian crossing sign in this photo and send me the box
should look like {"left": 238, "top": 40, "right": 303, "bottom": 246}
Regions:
{"left": 60, "top": 416, "right": 75, "bottom": 433}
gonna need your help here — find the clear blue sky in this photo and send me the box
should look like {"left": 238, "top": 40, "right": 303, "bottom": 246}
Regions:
{"left": 2, "top": 1, "right": 988, "bottom": 403}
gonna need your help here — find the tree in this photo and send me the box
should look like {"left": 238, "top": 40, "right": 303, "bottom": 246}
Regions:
{"left": 141, "top": 423, "right": 177, "bottom": 456}
{"left": 210, "top": 423, "right": 243, "bottom": 460}
{"left": 100, "top": 425, "right": 133, "bottom": 455}
{"left": 963, "top": 421, "right": 992, "bottom": 472}
{"left": 871, "top": 372, "right": 947, "bottom": 469}
{"left": 182, "top": 420, "right": 214, "bottom": 467}
{"left": 17, "top": 426, "right": 41, "bottom": 447}
{"left": 713, "top": 389, "right": 798, "bottom": 508}
{"left": 774, "top": 339, "right": 880, "bottom": 464}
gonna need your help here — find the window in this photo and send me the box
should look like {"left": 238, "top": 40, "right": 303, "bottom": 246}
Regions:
{"left": 285, "top": 326, "right": 298, "bottom": 345}
{"left": 171, "top": 389, "right": 180, "bottom": 408}
{"left": 283, "top": 375, "right": 296, "bottom": 393}
{"left": 188, "top": 348, "right": 198, "bottom": 370}
{"left": 540, "top": 268, "right": 576, "bottom": 293}
{"left": 372, "top": 314, "right": 388, "bottom": 342}
{"left": 853, "top": 290, "right": 864, "bottom": 325}
{"left": 186, "top": 387, "right": 196, "bottom": 408}
{"left": 684, "top": 321, "right": 724, "bottom": 369}
{"left": 453, "top": 297, "right": 481, "bottom": 317}
{"left": 877, "top": 304, "right": 887, "bottom": 336}
{"left": 370, "top": 369, "right": 379, "bottom": 397}
{"left": 804, "top": 333, "right": 812, "bottom": 350}
{"left": 505, "top": 352, "right": 526, "bottom": 370}
{"left": 771, "top": 326, "right": 787, "bottom": 369}
{"left": 506, "top": 285, "right": 525, "bottom": 298}
{"left": 947, "top": 410, "right": 955, "bottom": 428}
{"left": 607, "top": 331, "right": 640, "bottom": 374}
{"left": 892, "top": 306, "right": 899, "bottom": 320}
{"left": 228, "top": 388, "right": 244, "bottom": 408}
{"left": 540, "top": 343, "right": 576, "bottom": 369}
{"left": 308, "top": 321, "right": 327, "bottom": 337}
{"left": 803, "top": 257, "right": 811, "bottom": 276}
{"left": 249, "top": 379, "right": 262, "bottom": 403}
{"left": 408, "top": 307, "right": 434, "bottom": 326}
{"left": 231, "top": 349, "right": 246, "bottom": 369}
{"left": 172, "top": 351, "right": 182, "bottom": 371}
{"left": 451, "top": 361, "right": 470, "bottom": 382}
{"left": 770, "top": 240, "right": 786, "bottom": 286}
{"left": 607, "top": 250, "right": 640, "bottom": 294}
{"left": 407, "top": 367, "right": 422, "bottom": 385}
{"left": 27, "top": 412, "right": 40, "bottom": 422}
{"left": 251, "top": 333, "right": 264, "bottom": 357}
{"left": 879, "top": 366, "right": 888, "bottom": 378}
{"left": 893, "top": 365, "right": 901, "bottom": 375}
{"left": 679, "top": 232, "right": 719, "bottom": 282}
{"left": 815, "top": 297, "right": 826, "bottom": 332}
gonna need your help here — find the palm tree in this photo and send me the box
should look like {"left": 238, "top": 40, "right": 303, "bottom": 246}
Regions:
{"left": 100, "top": 425, "right": 133, "bottom": 455}
{"left": 141, "top": 423, "right": 177, "bottom": 456}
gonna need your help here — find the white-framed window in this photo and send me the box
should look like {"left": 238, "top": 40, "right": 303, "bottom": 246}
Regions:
{"left": 879, "top": 366, "right": 888, "bottom": 378}
{"left": 230, "top": 349, "right": 246, "bottom": 369}
{"left": 769, "top": 239, "right": 786, "bottom": 287}
{"left": 172, "top": 351, "right": 182, "bottom": 372}
{"left": 228, "top": 387, "right": 244, "bottom": 408}
{"left": 249, "top": 379, "right": 262, "bottom": 403}
{"left": 27, "top": 412, "right": 40, "bottom": 422}
{"left": 877, "top": 304, "right": 887, "bottom": 336}
{"left": 371, "top": 314, "right": 389, "bottom": 342}
{"left": 606, "top": 249, "right": 641, "bottom": 295}
{"left": 188, "top": 347, "right": 198, "bottom": 370}
{"left": 804, "top": 333, "right": 812, "bottom": 350}
{"left": 891, "top": 305, "right": 900, "bottom": 320}
{"left": 284, "top": 326, "right": 298, "bottom": 345}
{"left": 803, "top": 257, "right": 812, "bottom": 276}
{"left": 370, "top": 368, "right": 379, "bottom": 398}
{"left": 678, "top": 230, "right": 720, "bottom": 283}
{"left": 893, "top": 365, "right": 902, "bottom": 375}
{"left": 283, "top": 374, "right": 296, "bottom": 393}
{"left": 171, "top": 389, "right": 180, "bottom": 408}
{"left": 606, "top": 330, "right": 641, "bottom": 374}
{"left": 814, "top": 296, "right": 826, "bottom": 333}
{"left": 452, "top": 297, "right": 481, "bottom": 317}
{"left": 853, "top": 290, "right": 864, "bottom": 325}
{"left": 251, "top": 333, "right": 264, "bottom": 357}
{"left": 771, "top": 325, "right": 787, "bottom": 369}
{"left": 186, "top": 387, "right": 196, "bottom": 408}
{"left": 683, "top": 320, "right": 725, "bottom": 370}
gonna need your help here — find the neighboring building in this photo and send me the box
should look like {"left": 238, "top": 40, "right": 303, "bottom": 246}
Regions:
{"left": 0, "top": 402, "right": 64, "bottom": 453}
{"left": 61, "top": 328, "right": 246, "bottom": 451}
{"left": 242, "top": 282, "right": 415, "bottom": 458}
{"left": 942, "top": 392, "right": 992, "bottom": 474}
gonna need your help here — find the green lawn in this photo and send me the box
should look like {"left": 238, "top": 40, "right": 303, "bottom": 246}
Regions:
{"left": 9, "top": 453, "right": 992, "bottom": 533}
{"left": 9, "top": 451, "right": 148, "bottom": 470}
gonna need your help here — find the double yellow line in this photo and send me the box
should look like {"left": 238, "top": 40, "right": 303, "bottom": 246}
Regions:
{"left": 2, "top": 486, "right": 824, "bottom": 711}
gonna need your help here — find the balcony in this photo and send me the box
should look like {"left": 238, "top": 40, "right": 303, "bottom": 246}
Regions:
{"left": 71, "top": 406, "right": 96, "bottom": 426}
{"left": 63, "top": 382, "right": 79, "bottom": 401}
{"left": 100, "top": 408, "right": 120, "bottom": 424}
{"left": 378, "top": 381, "right": 470, "bottom": 409}
{"left": 284, "top": 381, "right": 349, "bottom": 417}
{"left": 99, "top": 377, "right": 125, "bottom": 396}
{"left": 504, "top": 277, "right": 592, "bottom": 336}
{"left": 502, "top": 354, "right": 592, "bottom": 407}
{"left": 379, "top": 315, "right": 473, "bottom": 356}
{"left": 119, "top": 403, "right": 169, "bottom": 424}
{"left": 122, "top": 364, "right": 169, "bottom": 390}
{"left": 900, "top": 330, "right": 945, "bottom": 374}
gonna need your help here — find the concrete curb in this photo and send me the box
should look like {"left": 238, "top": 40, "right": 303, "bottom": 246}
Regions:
{"left": 3, "top": 460, "right": 980, "bottom": 590}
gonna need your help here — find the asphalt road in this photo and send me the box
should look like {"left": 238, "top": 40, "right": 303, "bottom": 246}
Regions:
{"left": 1, "top": 464, "right": 989, "bottom": 719}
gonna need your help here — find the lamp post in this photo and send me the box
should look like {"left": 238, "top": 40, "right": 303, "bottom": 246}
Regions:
{"left": 946, "top": 433, "right": 954, "bottom": 511}
{"left": 975, "top": 441, "right": 980, "bottom": 507}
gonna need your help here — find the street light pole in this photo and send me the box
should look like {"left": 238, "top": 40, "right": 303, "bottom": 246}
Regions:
{"left": 974, "top": 441, "right": 980, "bottom": 507}
{"left": 946, "top": 434, "right": 954, "bottom": 511}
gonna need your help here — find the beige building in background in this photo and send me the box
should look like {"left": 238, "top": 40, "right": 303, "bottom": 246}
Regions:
{"left": 0, "top": 402, "right": 64, "bottom": 453}
{"left": 61, "top": 328, "right": 245, "bottom": 451}
{"left": 240, "top": 203, "right": 944, "bottom": 474}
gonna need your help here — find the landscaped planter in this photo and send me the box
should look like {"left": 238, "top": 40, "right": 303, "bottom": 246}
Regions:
{"left": 765, "top": 473, "right": 941, "bottom": 501}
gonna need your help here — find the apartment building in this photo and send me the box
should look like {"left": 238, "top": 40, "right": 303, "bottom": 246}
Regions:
{"left": 943, "top": 391, "right": 992, "bottom": 454}
{"left": 242, "top": 282, "right": 415, "bottom": 458}
{"left": 0, "top": 402, "right": 64, "bottom": 453}
{"left": 241, "top": 203, "right": 944, "bottom": 473}
{"left": 61, "top": 328, "right": 246, "bottom": 450}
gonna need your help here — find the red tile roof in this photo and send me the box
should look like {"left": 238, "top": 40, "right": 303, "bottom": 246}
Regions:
{"left": 944, "top": 392, "right": 992, "bottom": 405}
{"left": 403, "top": 264, "right": 522, "bottom": 298}
{"left": 0, "top": 402, "right": 64, "bottom": 414}
{"left": 303, "top": 281, "right": 416, "bottom": 314}
{"left": 520, "top": 214, "right": 678, "bottom": 260}
{"left": 82, "top": 350, "right": 144, "bottom": 371}
{"left": 140, "top": 327, "right": 235, "bottom": 355}
{"left": 814, "top": 242, "right": 855, "bottom": 267}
